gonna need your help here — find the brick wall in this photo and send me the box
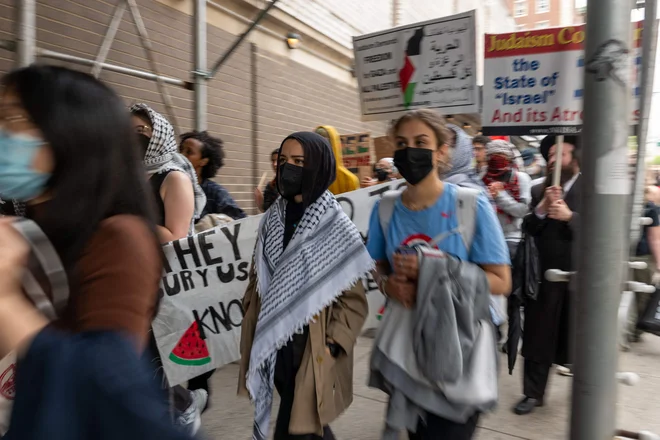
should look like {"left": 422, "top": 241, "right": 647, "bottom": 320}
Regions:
{"left": 0, "top": 0, "right": 386, "bottom": 214}
{"left": 507, "top": 0, "right": 564, "bottom": 29}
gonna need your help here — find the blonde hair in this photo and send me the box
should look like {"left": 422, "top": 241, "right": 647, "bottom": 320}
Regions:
{"left": 389, "top": 109, "right": 451, "bottom": 149}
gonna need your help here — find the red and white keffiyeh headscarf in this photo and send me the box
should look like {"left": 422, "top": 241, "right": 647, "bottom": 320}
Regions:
{"left": 483, "top": 140, "right": 521, "bottom": 219}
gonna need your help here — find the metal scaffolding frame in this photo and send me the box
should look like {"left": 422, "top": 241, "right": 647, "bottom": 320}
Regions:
{"left": 3, "top": 0, "right": 284, "bottom": 133}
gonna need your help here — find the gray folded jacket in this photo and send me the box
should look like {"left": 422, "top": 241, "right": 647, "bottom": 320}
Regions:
{"left": 369, "top": 247, "right": 498, "bottom": 439}
{"left": 414, "top": 247, "right": 492, "bottom": 384}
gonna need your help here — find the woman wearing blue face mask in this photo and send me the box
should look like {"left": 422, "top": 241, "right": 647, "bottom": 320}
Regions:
{"left": 0, "top": 65, "right": 189, "bottom": 439}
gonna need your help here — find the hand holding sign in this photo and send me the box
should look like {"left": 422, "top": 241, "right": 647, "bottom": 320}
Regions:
{"left": 548, "top": 199, "right": 573, "bottom": 222}
{"left": 539, "top": 185, "right": 562, "bottom": 215}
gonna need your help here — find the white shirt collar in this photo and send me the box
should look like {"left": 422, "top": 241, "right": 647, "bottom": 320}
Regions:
{"left": 564, "top": 172, "right": 581, "bottom": 193}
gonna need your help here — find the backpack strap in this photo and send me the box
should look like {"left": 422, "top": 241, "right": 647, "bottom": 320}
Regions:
{"left": 378, "top": 189, "right": 403, "bottom": 236}
{"left": 455, "top": 186, "right": 480, "bottom": 252}
{"left": 378, "top": 186, "right": 479, "bottom": 253}
{"left": 11, "top": 218, "right": 70, "bottom": 318}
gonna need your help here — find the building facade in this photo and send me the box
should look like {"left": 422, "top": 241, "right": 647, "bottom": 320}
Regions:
{"left": 506, "top": 0, "right": 583, "bottom": 30}
{"left": 0, "top": 0, "right": 515, "bottom": 212}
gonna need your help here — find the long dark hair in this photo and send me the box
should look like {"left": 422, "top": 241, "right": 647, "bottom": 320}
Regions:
{"left": 2, "top": 65, "right": 157, "bottom": 270}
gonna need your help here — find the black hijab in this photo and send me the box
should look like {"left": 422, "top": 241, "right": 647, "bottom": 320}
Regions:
{"left": 276, "top": 131, "right": 336, "bottom": 207}
{"left": 276, "top": 131, "right": 336, "bottom": 247}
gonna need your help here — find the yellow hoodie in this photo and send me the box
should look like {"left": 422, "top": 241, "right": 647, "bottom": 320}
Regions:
{"left": 315, "top": 125, "right": 360, "bottom": 195}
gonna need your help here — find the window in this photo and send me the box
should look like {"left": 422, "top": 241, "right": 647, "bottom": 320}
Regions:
{"left": 514, "top": 0, "right": 528, "bottom": 17}
{"left": 536, "top": 21, "right": 550, "bottom": 29}
{"left": 516, "top": 24, "right": 527, "bottom": 31}
{"left": 536, "top": 0, "right": 550, "bottom": 13}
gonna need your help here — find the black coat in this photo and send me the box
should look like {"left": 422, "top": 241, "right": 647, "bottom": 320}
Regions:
{"left": 521, "top": 176, "right": 581, "bottom": 366}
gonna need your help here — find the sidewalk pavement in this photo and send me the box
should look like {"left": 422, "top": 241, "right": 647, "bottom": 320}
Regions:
{"left": 201, "top": 334, "right": 660, "bottom": 439}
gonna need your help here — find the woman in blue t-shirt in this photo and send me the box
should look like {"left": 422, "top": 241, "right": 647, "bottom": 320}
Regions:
{"left": 366, "top": 109, "right": 511, "bottom": 440}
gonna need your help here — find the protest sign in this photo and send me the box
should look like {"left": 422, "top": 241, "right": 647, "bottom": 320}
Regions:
{"left": 482, "top": 22, "right": 643, "bottom": 136}
{"left": 374, "top": 136, "right": 395, "bottom": 161}
{"left": 153, "top": 180, "right": 405, "bottom": 386}
{"left": 340, "top": 132, "right": 371, "bottom": 170}
{"left": 353, "top": 11, "right": 478, "bottom": 121}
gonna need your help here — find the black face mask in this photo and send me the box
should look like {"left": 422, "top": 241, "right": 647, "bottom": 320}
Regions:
{"left": 394, "top": 148, "right": 434, "bottom": 185}
{"left": 375, "top": 169, "right": 390, "bottom": 182}
{"left": 137, "top": 134, "right": 151, "bottom": 157}
{"left": 278, "top": 163, "right": 304, "bottom": 201}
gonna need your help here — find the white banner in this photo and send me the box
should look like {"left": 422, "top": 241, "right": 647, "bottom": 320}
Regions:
{"left": 352, "top": 11, "right": 478, "bottom": 121}
{"left": 482, "top": 23, "right": 643, "bottom": 136}
{"left": 153, "top": 180, "right": 405, "bottom": 386}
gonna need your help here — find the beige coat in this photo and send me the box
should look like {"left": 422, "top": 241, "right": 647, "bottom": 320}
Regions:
{"left": 237, "top": 265, "right": 368, "bottom": 436}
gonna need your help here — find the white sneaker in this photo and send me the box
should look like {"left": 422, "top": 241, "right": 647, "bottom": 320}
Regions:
{"left": 176, "top": 389, "right": 208, "bottom": 436}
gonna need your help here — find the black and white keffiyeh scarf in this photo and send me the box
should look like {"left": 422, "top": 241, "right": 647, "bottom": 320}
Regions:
{"left": 248, "top": 190, "right": 373, "bottom": 440}
{"left": 129, "top": 103, "right": 206, "bottom": 230}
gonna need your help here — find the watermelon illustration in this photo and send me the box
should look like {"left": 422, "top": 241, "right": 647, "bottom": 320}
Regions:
{"left": 169, "top": 321, "right": 212, "bottom": 366}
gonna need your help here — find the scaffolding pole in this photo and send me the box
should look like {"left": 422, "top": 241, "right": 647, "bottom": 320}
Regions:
{"left": 207, "top": 0, "right": 280, "bottom": 80}
{"left": 15, "top": 0, "right": 35, "bottom": 67}
{"left": 126, "top": 0, "right": 181, "bottom": 134}
{"left": 570, "top": 0, "right": 634, "bottom": 438}
{"left": 35, "top": 48, "right": 192, "bottom": 89}
{"left": 207, "top": 0, "right": 352, "bottom": 72}
{"left": 193, "top": 0, "right": 207, "bottom": 132}
{"left": 91, "top": 0, "right": 127, "bottom": 78}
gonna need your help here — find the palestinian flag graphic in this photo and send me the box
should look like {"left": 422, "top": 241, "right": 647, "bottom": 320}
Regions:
{"left": 376, "top": 304, "right": 386, "bottom": 321}
{"left": 400, "top": 27, "right": 424, "bottom": 108}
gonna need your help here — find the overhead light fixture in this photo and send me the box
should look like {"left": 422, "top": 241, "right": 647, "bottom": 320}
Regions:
{"left": 446, "top": 114, "right": 455, "bottom": 121}
{"left": 286, "top": 32, "right": 301, "bottom": 49}
{"left": 463, "top": 122, "right": 472, "bottom": 129}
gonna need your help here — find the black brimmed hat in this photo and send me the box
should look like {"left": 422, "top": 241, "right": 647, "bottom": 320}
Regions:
{"left": 539, "top": 135, "right": 580, "bottom": 162}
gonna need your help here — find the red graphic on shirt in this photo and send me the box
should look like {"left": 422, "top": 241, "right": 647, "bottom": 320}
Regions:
{"left": 401, "top": 234, "right": 439, "bottom": 249}
{"left": 441, "top": 212, "right": 450, "bottom": 218}
{"left": 0, "top": 363, "right": 16, "bottom": 400}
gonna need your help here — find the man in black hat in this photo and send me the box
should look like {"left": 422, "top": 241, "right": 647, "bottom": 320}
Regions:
{"left": 513, "top": 135, "right": 582, "bottom": 416}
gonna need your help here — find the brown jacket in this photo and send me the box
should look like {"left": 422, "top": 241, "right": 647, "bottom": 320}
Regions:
{"left": 237, "top": 265, "right": 368, "bottom": 436}
{"left": 56, "top": 215, "right": 161, "bottom": 350}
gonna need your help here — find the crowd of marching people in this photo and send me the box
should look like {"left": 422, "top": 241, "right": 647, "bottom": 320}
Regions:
{"left": 0, "top": 63, "right": 653, "bottom": 440}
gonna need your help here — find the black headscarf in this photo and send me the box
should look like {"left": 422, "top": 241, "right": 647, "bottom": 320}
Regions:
{"left": 276, "top": 132, "right": 336, "bottom": 208}
{"left": 276, "top": 131, "right": 336, "bottom": 247}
